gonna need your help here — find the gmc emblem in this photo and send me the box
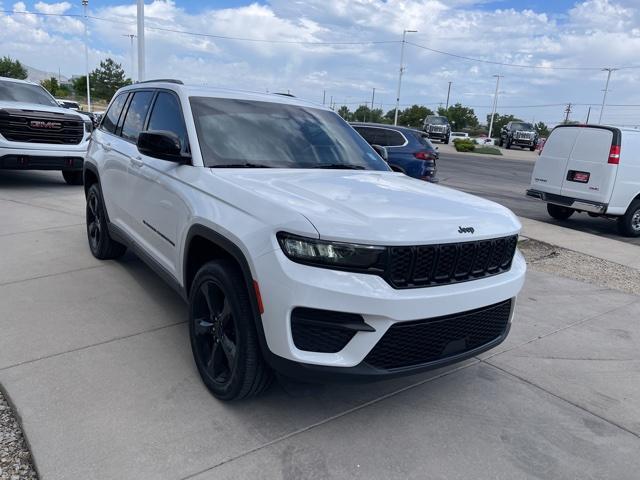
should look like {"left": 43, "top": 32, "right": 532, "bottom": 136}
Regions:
{"left": 30, "top": 121, "right": 61, "bottom": 129}
{"left": 458, "top": 226, "right": 475, "bottom": 234}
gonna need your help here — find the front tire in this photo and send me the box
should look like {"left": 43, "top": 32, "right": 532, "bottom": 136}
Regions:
{"left": 617, "top": 200, "right": 640, "bottom": 237}
{"left": 63, "top": 170, "right": 83, "bottom": 185}
{"left": 86, "top": 183, "right": 127, "bottom": 259}
{"left": 505, "top": 138, "right": 512, "bottom": 149}
{"left": 547, "top": 203, "right": 574, "bottom": 220}
{"left": 189, "top": 260, "right": 273, "bottom": 401}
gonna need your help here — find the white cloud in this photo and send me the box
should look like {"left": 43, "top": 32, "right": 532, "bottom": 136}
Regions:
{"left": 1, "top": 0, "right": 640, "bottom": 125}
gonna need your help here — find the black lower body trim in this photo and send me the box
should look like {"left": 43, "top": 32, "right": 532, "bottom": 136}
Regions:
{"left": 266, "top": 323, "right": 511, "bottom": 383}
{"left": 0, "top": 154, "right": 84, "bottom": 171}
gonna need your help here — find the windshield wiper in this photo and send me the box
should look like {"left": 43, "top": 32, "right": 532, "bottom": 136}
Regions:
{"left": 210, "top": 163, "right": 272, "bottom": 168}
{"left": 311, "top": 164, "right": 366, "bottom": 170}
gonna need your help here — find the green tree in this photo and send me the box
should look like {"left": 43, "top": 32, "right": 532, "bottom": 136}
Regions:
{"left": 0, "top": 56, "right": 28, "bottom": 79}
{"left": 40, "top": 77, "right": 60, "bottom": 95}
{"left": 438, "top": 103, "right": 479, "bottom": 130}
{"left": 534, "top": 121, "right": 550, "bottom": 137}
{"left": 390, "top": 105, "right": 434, "bottom": 129}
{"left": 72, "top": 58, "right": 131, "bottom": 101}
{"left": 487, "top": 113, "right": 520, "bottom": 138}
{"left": 337, "top": 105, "right": 351, "bottom": 119}
{"left": 91, "top": 58, "right": 131, "bottom": 100}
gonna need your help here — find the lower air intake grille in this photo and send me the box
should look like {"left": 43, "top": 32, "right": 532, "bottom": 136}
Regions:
{"left": 364, "top": 299, "right": 512, "bottom": 370}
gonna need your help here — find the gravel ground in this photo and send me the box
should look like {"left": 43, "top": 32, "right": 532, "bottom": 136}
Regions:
{"left": 519, "top": 238, "right": 640, "bottom": 294}
{"left": 0, "top": 390, "right": 37, "bottom": 480}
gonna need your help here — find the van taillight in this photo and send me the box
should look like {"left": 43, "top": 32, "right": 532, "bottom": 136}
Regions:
{"left": 608, "top": 145, "right": 620, "bottom": 164}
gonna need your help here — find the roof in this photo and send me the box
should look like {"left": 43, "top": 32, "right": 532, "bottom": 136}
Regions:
{"left": 0, "top": 76, "right": 38, "bottom": 85}
{"left": 350, "top": 122, "right": 423, "bottom": 134}
{"left": 117, "top": 80, "right": 327, "bottom": 110}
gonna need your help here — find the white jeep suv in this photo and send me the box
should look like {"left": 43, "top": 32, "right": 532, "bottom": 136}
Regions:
{"left": 0, "top": 76, "right": 92, "bottom": 184}
{"left": 84, "top": 80, "right": 526, "bottom": 400}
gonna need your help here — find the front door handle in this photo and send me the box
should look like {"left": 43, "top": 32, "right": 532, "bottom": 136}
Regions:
{"left": 103, "top": 142, "right": 112, "bottom": 151}
{"left": 130, "top": 156, "right": 144, "bottom": 168}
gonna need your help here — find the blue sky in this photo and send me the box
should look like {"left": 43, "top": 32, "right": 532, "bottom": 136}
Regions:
{"left": 2, "top": 0, "right": 640, "bottom": 126}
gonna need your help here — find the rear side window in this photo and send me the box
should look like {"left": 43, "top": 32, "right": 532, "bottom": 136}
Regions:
{"left": 121, "top": 91, "right": 154, "bottom": 142}
{"left": 147, "top": 92, "right": 188, "bottom": 151}
{"left": 101, "top": 93, "right": 128, "bottom": 134}
{"left": 384, "top": 130, "right": 406, "bottom": 147}
{"left": 354, "top": 127, "right": 383, "bottom": 145}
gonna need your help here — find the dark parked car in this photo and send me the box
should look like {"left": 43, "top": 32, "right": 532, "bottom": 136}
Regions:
{"left": 351, "top": 122, "right": 438, "bottom": 182}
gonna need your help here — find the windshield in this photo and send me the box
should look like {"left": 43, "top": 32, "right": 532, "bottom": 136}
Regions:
{"left": 512, "top": 122, "right": 534, "bottom": 131}
{"left": 0, "top": 80, "right": 59, "bottom": 107}
{"left": 426, "top": 116, "right": 448, "bottom": 125}
{"left": 190, "top": 97, "right": 390, "bottom": 170}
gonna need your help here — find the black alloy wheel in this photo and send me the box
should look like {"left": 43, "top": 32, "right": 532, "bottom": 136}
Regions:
{"left": 85, "top": 183, "right": 127, "bottom": 259}
{"left": 192, "top": 279, "right": 239, "bottom": 388}
{"left": 188, "top": 260, "right": 272, "bottom": 400}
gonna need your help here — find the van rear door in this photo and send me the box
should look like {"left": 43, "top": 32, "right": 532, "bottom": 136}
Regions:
{"left": 560, "top": 127, "right": 618, "bottom": 203}
{"left": 530, "top": 127, "right": 580, "bottom": 195}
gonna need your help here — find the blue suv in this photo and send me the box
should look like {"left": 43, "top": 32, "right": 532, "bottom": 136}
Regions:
{"left": 351, "top": 122, "right": 438, "bottom": 182}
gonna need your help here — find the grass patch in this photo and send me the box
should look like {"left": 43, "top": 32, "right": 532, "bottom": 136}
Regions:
{"left": 473, "top": 146, "right": 502, "bottom": 155}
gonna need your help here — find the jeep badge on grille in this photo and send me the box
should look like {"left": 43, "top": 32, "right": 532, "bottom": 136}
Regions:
{"left": 458, "top": 226, "right": 475, "bottom": 234}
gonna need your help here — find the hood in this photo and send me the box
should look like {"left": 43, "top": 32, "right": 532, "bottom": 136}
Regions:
{"left": 0, "top": 100, "right": 85, "bottom": 119}
{"left": 213, "top": 170, "right": 521, "bottom": 245}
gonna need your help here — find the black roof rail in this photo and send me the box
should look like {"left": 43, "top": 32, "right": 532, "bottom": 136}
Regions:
{"left": 273, "top": 92, "right": 295, "bottom": 97}
{"left": 136, "top": 79, "right": 184, "bottom": 85}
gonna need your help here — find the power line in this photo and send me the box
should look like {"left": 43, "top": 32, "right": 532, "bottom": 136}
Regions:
{"left": 405, "top": 40, "right": 640, "bottom": 71}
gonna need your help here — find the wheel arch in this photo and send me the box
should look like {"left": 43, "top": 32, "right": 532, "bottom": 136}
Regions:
{"left": 83, "top": 162, "right": 100, "bottom": 198}
{"left": 183, "top": 225, "right": 270, "bottom": 357}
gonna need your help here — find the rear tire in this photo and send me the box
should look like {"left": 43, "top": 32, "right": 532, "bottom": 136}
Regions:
{"left": 505, "top": 138, "right": 512, "bottom": 149}
{"left": 498, "top": 137, "right": 504, "bottom": 147}
{"left": 547, "top": 203, "right": 574, "bottom": 220}
{"left": 617, "top": 200, "right": 640, "bottom": 237}
{"left": 62, "top": 170, "right": 83, "bottom": 185}
{"left": 86, "top": 183, "right": 127, "bottom": 259}
{"left": 189, "top": 260, "right": 273, "bottom": 401}
{"left": 529, "top": 146, "right": 536, "bottom": 151}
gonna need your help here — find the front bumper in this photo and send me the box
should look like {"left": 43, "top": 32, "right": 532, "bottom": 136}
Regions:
{"left": 512, "top": 138, "right": 535, "bottom": 146}
{"left": 0, "top": 144, "right": 87, "bottom": 171}
{"left": 526, "top": 189, "right": 607, "bottom": 214}
{"left": 254, "top": 247, "right": 526, "bottom": 378}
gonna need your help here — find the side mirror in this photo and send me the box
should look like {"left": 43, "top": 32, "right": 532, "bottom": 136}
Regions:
{"left": 137, "top": 130, "right": 189, "bottom": 163}
{"left": 371, "top": 144, "right": 388, "bottom": 161}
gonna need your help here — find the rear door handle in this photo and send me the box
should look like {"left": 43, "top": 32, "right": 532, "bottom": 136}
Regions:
{"left": 103, "top": 142, "right": 112, "bottom": 151}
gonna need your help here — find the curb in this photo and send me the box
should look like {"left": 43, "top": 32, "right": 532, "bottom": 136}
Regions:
{"left": 518, "top": 216, "right": 640, "bottom": 271}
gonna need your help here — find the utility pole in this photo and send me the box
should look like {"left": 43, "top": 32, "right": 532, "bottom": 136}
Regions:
{"left": 487, "top": 75, "right": 502, "bottom": 140}
{"left": 329, "top": 96, "right": 333, "bottom": 110}
{"left": 564, "top": 103, "right": 572, "bottom": 123}
{"left": 445, "top": 81, "right": 452, "bottom": 110}
{"left": 394, "top": 29, "right": 417, "bottom": 126}
{"left": 322, "top": 89, "right": 326, "bottom": 105}
{"left": 137, "top": 0, "right": 146, "bottom": 81}
{"left": 586, "top": 106, "right": 592, "bottom": 124}
{"left": 598, "top": 68, "right": 616, "bottom": 124}
{"left": 371, "top": 87, "right": 376, "bottom": 111}
{"left": 123, "top": 34, "right": 136, "bottom": 81}
{"left": 82, "top": 0, "right": 91, "bottom": 112}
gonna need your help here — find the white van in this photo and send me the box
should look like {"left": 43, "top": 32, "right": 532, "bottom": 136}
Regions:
{"left": 527, "top": 125, "right": 640, "bottom": 237}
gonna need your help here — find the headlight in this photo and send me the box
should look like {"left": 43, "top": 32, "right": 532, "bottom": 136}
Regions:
{"left": 83, "top": 118, "right": 94, "bottom": 133}
{"left": 277, "top": 232, "right": 386, "bottom": 271}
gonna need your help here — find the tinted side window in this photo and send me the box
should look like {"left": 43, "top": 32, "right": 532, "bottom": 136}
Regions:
{"left": 121, "top": 91, "right": 154, "bottom": 142}
{"left": 101, "top": 93, "right": 128, "bottom": 134}
{"left": 147, "top": 92, "right": 188, "bottom": 150}
{"left": 385, "top": 130, "right": 406, "bottom": 147}
{"left": 353, "top": 127, "right": 378, "bottom": 145}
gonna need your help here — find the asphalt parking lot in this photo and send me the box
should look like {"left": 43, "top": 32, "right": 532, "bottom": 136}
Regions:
{"left": 436, "top": 146, "right": 640, "bottom": 246}
{"left": 1, "top": 169, "right": 639, "bottom": 480}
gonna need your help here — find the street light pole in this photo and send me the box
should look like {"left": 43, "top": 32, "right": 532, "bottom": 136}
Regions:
{"left": 82, "top": 0, "right": 91, "bottom": 112}
{"left": 445, "top": 81, "right": 452, "bottom": 110}
{"left": 122, "top": 34, "right": 136, "bottom": 81}
{"left": 137, "top": 0, "right": 146, "bottom": 81}
{"left": 598, "top": 68, "right": 616, "bottom": 124}
{"left": 487, "top": 75, "right": 503, "bottom": 140}
{"left": 394, "top": 29, "right": 417, "bottom": 126}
